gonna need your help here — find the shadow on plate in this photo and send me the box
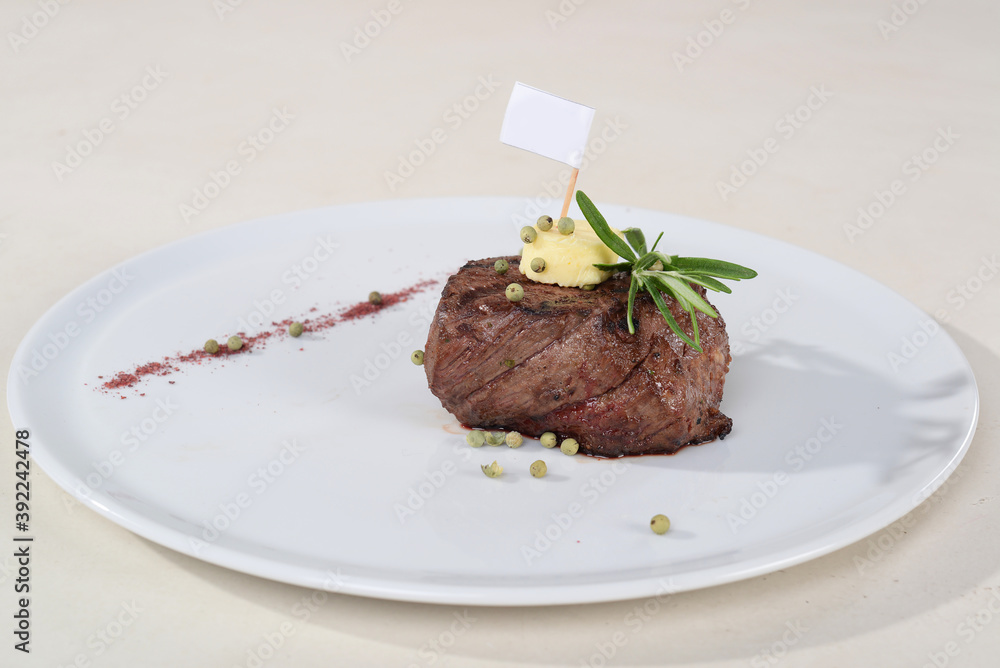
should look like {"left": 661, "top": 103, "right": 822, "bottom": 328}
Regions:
{"left": 648, "top": 338, "right": 976, "bottom": 485}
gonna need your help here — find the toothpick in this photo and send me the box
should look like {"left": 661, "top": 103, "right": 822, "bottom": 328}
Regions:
{"left": 560, "top": 168, "right": 579, "bottom": 219}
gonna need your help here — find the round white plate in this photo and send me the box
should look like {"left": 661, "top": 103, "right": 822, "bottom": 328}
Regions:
{"left": 7, "top": 198, "right": 978, "bottom": 606}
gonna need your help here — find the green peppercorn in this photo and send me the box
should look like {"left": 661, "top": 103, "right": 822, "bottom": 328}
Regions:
{"left": 289, "top": 322, "right": 304, "bottom": 337}
{"left": 560, "top": 438, "right": 579, "bottom": 455}
{"left": 650, "top": 514, "right": 671, "bottom": 535}
{"left": 227, "top": 335, "right": 243, "bottom": 351}
{"left": 530, "top": 257, "right": 546, "bottom": 273}
{"left": 486, "top": 431, "right": 505, "bottom": 446}
{"left": 540, "top": 432, "right": 557, "bottom": 448}
{"left": 411, "top": 350, "right": 424, "bottom": 365}
{"left": 506, "top": 283, "right": 524, "bottom": 302}
{"left": 530, "top": 460, "right": 547, "bottom": 478}
{"left": 582, "top": 284, "right": 597, "bottom": 291}
{"left": 558, "top": 217, "right": 575, "bottom": 235}
{"left": 503, "top": 359, "right": 515, "bottom": 368}
{"left": 520, "top": 226, "right": 537, "bottom": 244}
{"left": 466, "top": 431, "right": 486, "bottom": 448}
{"left": 494, "top": 258, "right": 509, "bottom": 275}
{"left": 482, "top": 461, "right": 503, "bottom": 478}
{"left": 506, "top": 431, "right": 523, "bottom": 448}
{"left": 204, "top": 339, "right": 220, "bottom": 354}
{"left": 536, "top": 215, "right": 553, "bottom": 231}
{"left": 369, "top": 291, "right": 382, "bottom": 305}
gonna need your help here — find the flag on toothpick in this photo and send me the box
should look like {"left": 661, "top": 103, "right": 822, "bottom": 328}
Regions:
{"left": 500, "top": 82, "right": 595, "bottom": 219}
{"left": 500, "top": 82, "right": 595, "bottom": 168}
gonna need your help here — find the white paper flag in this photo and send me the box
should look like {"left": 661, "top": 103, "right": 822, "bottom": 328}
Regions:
{"left": 499, "top": 82, "right": 595, "bottom": 168}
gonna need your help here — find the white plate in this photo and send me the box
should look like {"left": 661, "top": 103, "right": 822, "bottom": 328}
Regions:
{"left": 7, "top": 198, "right": 978, "bottom": 606}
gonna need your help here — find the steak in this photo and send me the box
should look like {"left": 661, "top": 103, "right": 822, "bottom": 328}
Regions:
{"left": 422, "top": 257, "right": 733, "bottom": 456}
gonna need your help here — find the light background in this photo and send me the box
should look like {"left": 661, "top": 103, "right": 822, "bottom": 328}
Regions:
{"left": 1, "top": 0, "right": 998, "bottom": 666}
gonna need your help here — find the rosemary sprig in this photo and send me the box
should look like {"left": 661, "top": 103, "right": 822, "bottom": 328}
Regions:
{"left": 576, "top": 190, "right": 757, "bottom": 353}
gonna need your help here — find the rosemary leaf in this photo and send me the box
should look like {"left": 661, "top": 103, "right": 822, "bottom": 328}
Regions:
{"left": 658, "top": 274, "right": 718, "bottom": 318}
{"left": 626, "top": 274, "right": 640, "bottom": 334}
{"left": 647, "top": 251, "right": 677, "bottom": 271}
{"left": 623, "top": 228, "right": 647, "bottom": 256}
{"left": 677, "top": 273, "right": 732, "bottom": 294}
{"left": 688, "top": 303, "right": 700, "bottom": 345}
{"left": 593, "top": 261, "right": 634, "bottom": 272}
{"left": 634, "top": 252, "right": 660, "bottom": 272}
{"left": 642, "top": 277, "right": 702, "bottom": 351}
{"left": 670, "top": 257, "right": 758, "bottom": 280}
{"left": 576, "top": 191, "right": 637, "bottom": 263}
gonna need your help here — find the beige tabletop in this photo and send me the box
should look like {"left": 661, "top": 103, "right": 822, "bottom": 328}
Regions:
{"left": 2, "top": 0, "right": 998, "bottom": 666}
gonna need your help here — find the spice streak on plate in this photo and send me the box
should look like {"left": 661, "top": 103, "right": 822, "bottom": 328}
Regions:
{"left": 97, "top": 279, "right": 439, "bottom": 395}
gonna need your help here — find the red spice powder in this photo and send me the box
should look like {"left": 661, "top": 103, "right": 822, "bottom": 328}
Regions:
{"left": 104, "top": 373, "right": 138, "bottom": 389}
{"left": 97, "top": 279, "right": 438, "bottom": 394}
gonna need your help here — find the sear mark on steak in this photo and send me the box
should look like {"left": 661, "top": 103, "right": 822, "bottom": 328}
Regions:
{"left": 422, "top": 257, "right": 733, "bottom": 456}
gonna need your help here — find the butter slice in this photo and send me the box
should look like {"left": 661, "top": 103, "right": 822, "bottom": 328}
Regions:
{"left": 519, "top": 220, "right": 624, "bottom": 288}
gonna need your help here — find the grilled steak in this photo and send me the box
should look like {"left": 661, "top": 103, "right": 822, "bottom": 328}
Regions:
{"left": 423, "top": 257, "right": 733, "bottom": 456}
